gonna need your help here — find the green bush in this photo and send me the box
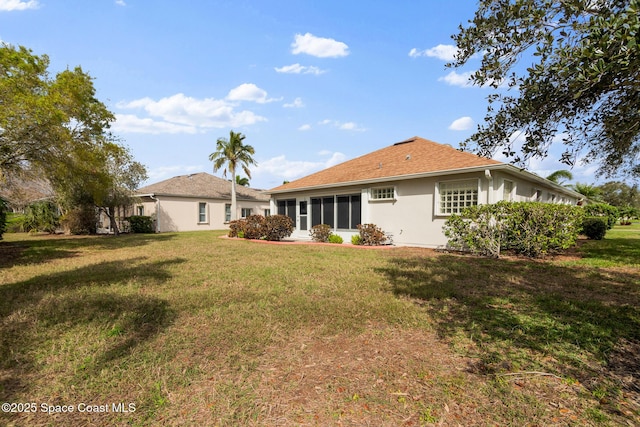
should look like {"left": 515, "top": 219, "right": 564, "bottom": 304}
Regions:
{"left": 351, "top": 234, "right": 362, "bottom": 245}
{"left": 583, "top": 203, "right": 618, "bottom": 229}
{"left": 582, "top": 217, "right": 607, "bottom": 240}
{"left": 128, "top": 215, "right": 154, "bottom": 233}
{"left": 444, "top": 202, "right": 584, "bottom": 258}
{"left": 357, "top": 223, "right": 388, "bottom": 246}
{"left": 328, "top": 234, "right": 343, "bottom": 244}
{"left": 310, "top": 224, "right": 332, "bottom": 242}
{"left": 21, "top": 200, "right": 60, "bottom": 233}
{"left": 0, "top": 197, "right": 7, "bottom": 240}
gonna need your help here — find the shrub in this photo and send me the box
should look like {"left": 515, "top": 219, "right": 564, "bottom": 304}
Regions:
{"left": 60, "top": 205, "right": 97, "bottom": 235}
{"left": 351, "top": 234, "right": 362, "bottom": 245}
{"left": 444, "top": 202, "right": 584, "bottom": 258}
{"left": 228, "top": 215, "right": 294, "bottom": 241}
{"left": 128, "top": 215, "right": 154, "bottom": 233}
{"left": 310, "top": 224, "right": 332, "bottom": 242}
{"left": 328, "top": 234, "right": 343, "bottom": 244}
{"left": 582, "top": 217, "right": 607, "bottom": 240}
{"left": 263, "top": 215, "right": 294, "bottom": 241}
{"left": 21, "top": 200, "right": 60, "bottom": 233}
{"left": 0, "top": 197, "right": 7, "bottom": 240}
{"left": 583, "top": 203, "right": 618, "bottom": 229}
{"left": 357, "top": 223, "right": 388, "bottom": 246}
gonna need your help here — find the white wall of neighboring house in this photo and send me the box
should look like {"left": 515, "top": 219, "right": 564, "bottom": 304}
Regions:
{"left": 270, "top": 170, "right": 580, "bottom": 248}
{"left": 137, "top": 196, "right": 270, "bottom": 232}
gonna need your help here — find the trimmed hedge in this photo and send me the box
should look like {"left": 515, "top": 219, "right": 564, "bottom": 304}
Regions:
{"left": 444, "top": 201, "right": 584, "bottom": 258}
{"left": 128, "top": 215, "right": 154, "bottom": 233}
{"left": 582, "top": 217, "right": 607, "bottom": 240}
{"left": 0, "top": 197, "right": 7, "bottom": 240}
{"left": 583, "top": 203, "right": 618, "bottom": 229}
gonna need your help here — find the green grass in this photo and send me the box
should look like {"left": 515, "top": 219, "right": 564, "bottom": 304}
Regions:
{"left": 0, "top": 227, "right": 638, "bottom": 426}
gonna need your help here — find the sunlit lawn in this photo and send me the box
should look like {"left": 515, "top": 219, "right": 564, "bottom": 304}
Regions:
{"left": 0, "top": 224, "right": 638, "bottom": 426}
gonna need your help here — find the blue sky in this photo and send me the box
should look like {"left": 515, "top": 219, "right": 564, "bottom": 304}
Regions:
{"left": 1, "top": 0, "right": 602, "bottom": 189}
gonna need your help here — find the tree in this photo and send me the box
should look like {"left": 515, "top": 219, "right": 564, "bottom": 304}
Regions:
{"left": 451, "top": 0, "right": 640, "bottom": 178}
{"left": 235, "top": 175, "right": 250, "bottom": 187}
{"left": 598, "top": 181, "right": 640, "bottom": 208}
{"left": 209, "top": 131, "right": 257, "bottom": 221}
{"left": 570, "top": 182, "right": 603, "bottom": 202}
{"left": 546, "top": 170, "right": 573, "bottom": 185}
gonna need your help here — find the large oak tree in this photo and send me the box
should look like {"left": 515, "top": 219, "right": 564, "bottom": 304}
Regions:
{"left": 451, "top": 0, "right": 640, "bottom": 178}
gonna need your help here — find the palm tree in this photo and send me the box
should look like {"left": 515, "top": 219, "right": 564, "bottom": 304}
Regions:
{"left": 235, "top": 175, "right": 250, "bottom": 187}
{"left": 570, "top": 182, "right": 603, "bottom": 202}
{"left": 209, "top": 131, "right": 256, "bottom": 221}
{"left": 546, "top": 170, "right": 573, "bottom": 185}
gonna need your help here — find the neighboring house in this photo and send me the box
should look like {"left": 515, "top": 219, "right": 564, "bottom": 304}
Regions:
{"left": 266, "top": 136, "right": 584, "bottom": 248}
{"left": 135, "top": 172, "right": 270, "bottom": 232}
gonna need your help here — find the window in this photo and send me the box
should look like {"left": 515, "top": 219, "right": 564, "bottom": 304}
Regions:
{"left": 225, "top": 204, "right": 231, "bottom": 222}
{"left": 503, "top": 180, "right": 513, "bottom": 202}
{"left": 264, "top": 209, "right": 271, "bottom": 217}
{"left": 136, "top": 206, "right": 144, "bottom": 216}
{"left": 437, "top": 179, "right": 479, "bottom": 215}
{"left": 277, "top": 199, "right": 296, "bottom": 225}
{"left": 370, "top": 187, "right": 394, "bottom": 200}
{"left": 198, "top": 202, "right": 207, "bottom": 223}
{"left": 533, "top": 189, "right": 542, "bottom": 202}
{"left": 548, "top": 193, "right": 557, "bottom": 203}
{"left": 241, "top": 208, "right": 252, "bottom": 218}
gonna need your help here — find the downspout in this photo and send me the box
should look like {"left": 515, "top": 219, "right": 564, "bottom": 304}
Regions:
{"left": 149, "top": 194, "right": 160, "bottom": 233}
{"left": 485, "top": 169, "right": 493, "bottom": 204}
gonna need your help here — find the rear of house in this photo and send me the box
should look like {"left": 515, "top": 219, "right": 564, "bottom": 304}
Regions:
{"left": 266, "top": 137, "right": 582, "bottom": 248}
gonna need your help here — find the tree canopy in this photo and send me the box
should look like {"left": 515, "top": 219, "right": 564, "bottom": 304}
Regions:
{"left": 451, "top": 0, "right": 640, "bottom": 178}
{"left": 0, "top": 43, "right": 146, "bottom": 234}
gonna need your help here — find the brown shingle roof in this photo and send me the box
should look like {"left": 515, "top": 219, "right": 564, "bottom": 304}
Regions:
{"left": 269, "top": 136, "right": 502, "bottom": 192}
{"left": 137, "top": 172, "right": 269, "bottom": 202}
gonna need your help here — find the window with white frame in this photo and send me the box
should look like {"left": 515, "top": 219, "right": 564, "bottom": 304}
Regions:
{"left": 437, "top": 179, "right": 479, "bottom": 215}
{"left": 241, "top": 208, "right": 252, "bottom": 218}
{"left": 224, "top": 204, "right": 231, "bottom": 222}
{"left": 264, "top": 209, "right": 271, "bottom": 217}
{"left": 503, "top": 180, "right": 514, "bottom": 202}
{"left": 137, "top": 205, "right": 144, "bottom": 216}
{"left": 370, "top": 187, "right": 395, "bottom": 200}
{"left": 198, "top": 202, "right": 207, "bottom": 223}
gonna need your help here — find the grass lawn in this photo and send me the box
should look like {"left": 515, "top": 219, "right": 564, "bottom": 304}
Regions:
{"left": 0, "top": 224, "right": 638, "bottom": 426}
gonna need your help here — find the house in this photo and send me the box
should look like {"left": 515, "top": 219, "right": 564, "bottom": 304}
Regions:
{"left": 135, "top": 172, "right": 270, "bottom": 232}
{"left": 266, "top": 136, "right": 584, "bottom": 248}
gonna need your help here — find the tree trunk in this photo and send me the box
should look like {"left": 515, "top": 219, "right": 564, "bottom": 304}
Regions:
{"left": 104, "top": 206, "right": 120, "bottom": 236}
{"left": 230, "top": 165, "right": 237, "bottom": 221}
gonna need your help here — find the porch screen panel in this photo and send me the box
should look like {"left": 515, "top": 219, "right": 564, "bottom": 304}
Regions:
{"left": 286, "top": 199, "right": 296, "bottom": 224}
{"left": 277, "top": 200, "right": 286, "bottom": 216}
{"left": 322, "top": 197, "right": 334, "bottom": 227}
{"left": 350, "top": 195, "right": 361, "bottom": 229}
{"left": 337, "top": 196, "right": 350, "bottom": 229}
{"left": 311, "top": 198, "right": 322, "bottom": 226}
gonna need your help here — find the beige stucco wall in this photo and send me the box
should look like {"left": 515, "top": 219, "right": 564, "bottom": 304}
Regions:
{"left": 270, "top": 170, "right": 580, "bottom": 248}
{"left": 136, "top": 196, "right": 270, "bottom": 232}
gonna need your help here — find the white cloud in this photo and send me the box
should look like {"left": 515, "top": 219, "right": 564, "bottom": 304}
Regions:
{"left": 409, "top": 44, "right": 458, "bottom": 61}
{"left": 114, "top": 93, "right": 267, "bottom": 134}
{"left": 291, "top": 33, "right": 349, "bottom": 58}
{"left": 448, "top": 116, "right": 474, "bottom": 131}
{"left": 298, "top": 124, "right": 311, "bottom": 131}
{"left": 115, "top": 0, "right": 126, "bottom": 6}
{"left": 438, "top": 71, "right": 474, "bottom": 88}
{"left": 319, "top": 119, "right": 366, "bottom": 132}
{"left": 283, "top": 97, "right": 304, "bottom": 108}
{"left": 255, "top": 151, "right": 346, "bottom": 181}
{"left": 226, "top": 83, "right": 280, "bottom": 104}
{"left": 275, "top": 63, "right": 326, "bottom": 75}
{"left": 0, "top": 0, "right": 38, "bottom": 11}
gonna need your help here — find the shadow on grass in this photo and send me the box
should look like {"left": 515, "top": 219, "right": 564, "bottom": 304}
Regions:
{"left": 0, "top": 257, "right": 183, "bottom": 401}
{"left": 377, "top": 254, "right": 640, "bottom": 402}
{"left": 578, "top": 236, "right": 640, "bottom": 266}
{"left": 0, "top": 232, "right": 177, "bottom": 269}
